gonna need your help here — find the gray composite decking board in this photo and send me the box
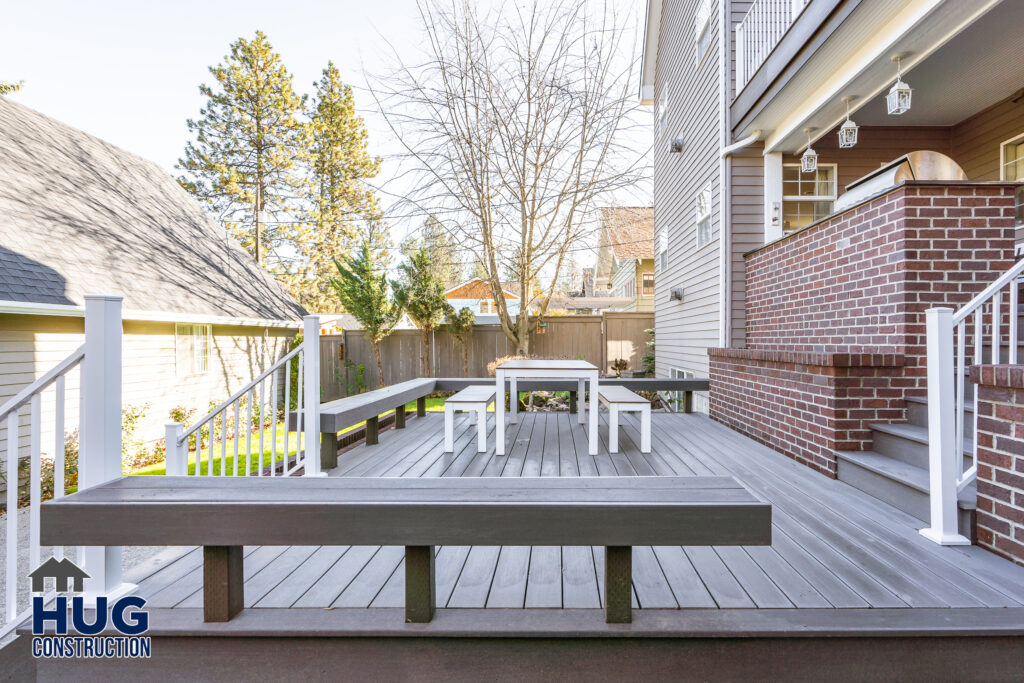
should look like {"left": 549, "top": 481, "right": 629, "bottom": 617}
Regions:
{"left": 630, "top": 545, "right": 679, "bottom": 608}
{"left": 525, "top": 546, "right": 562, "bottom": 607}
{"left": 112, "top": 412, "right": 1024, "bottom": 617}
{"left": 293, "top": 545, "right": 380, "bottom": 608}
{"left": 712, "top": 547, "right": 795, "bottom": 609}
{"left": 675, "top": 415, "right": 1015, "bottom": 608}
{"left": 240, "top": 545, "right": 320, "bottom": 608}
{"left": 561, "top": 546, "right": 601, "bottom": 609}
{"left": 132, "top": 548, "right": 204, "bottom": 599}
{"left": 143, "top": 546, "right": 263, "bottom": 608}
{"left": 333, "top": 545, "right": 406, "bottom": 608}
{"left": 176, "top": 545, "right": 289, "bottom": 609}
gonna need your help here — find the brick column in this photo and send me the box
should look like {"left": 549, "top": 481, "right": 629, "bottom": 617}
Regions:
{"left": 970, "top": 365, "right": 1024, "bottom": 566}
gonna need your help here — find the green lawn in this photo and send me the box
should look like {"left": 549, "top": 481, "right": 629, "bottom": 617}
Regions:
{"left": 134, "top": 398, "right": 449, "bottom": 476}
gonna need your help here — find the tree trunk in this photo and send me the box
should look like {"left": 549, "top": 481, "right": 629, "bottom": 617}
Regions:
{"left": 421, "top": 328, "right": 430, "bottom": 377}
{"left": 517, "top": 312, "right": 530, "bottom": 354}
{"left": 372, "top": 341, "right": 385, "bottom": 386}
{"left": 462, "top": 344, "right": 469, "bottom": 378}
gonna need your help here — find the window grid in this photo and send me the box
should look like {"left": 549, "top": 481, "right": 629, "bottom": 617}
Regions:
{"left": 1000, "top": 133, "right": 1024, "bottom": 227}
{"left": 782, "top": 163, "right": 837, "bottom": 232}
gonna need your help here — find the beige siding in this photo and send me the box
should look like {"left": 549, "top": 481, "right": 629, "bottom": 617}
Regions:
{"left": 952, "top": 95, "right": 1024, "bottom": 181}
{"left": 0, "top": 314, "right": 293, "bottom": 484}
{"left": 653, "top": 0, "right": 723, "bottom": 396}
{"left": 729, "top": 141, "right": 765, "bottom": 346}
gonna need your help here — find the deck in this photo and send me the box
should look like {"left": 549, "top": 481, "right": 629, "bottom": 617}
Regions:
{"left": 129, "top": 411, "right": 1024, "bottom": 612}
{"left": 41, "top": 410, "right": 1024, "bottom": 679}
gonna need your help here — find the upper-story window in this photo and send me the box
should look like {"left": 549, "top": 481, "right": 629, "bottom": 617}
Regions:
{"left": 641, "top": 272, "right": 655, "bottom": 296}
{"left": 175, "top": 323, "right": 211, "bottom": 376}
{"left": 782, "top": 163, "right": 837, "bottom": 232}
{"left": 695, "top": 0, "right": 714, "bottom": 67}
{"left": 1000, "top": 132, "right": 1024, "bottom": 227}
{"left": 479, "top": 300, "right": 495, "bottom": 314}
{"left": 696, "top": 185, "right": 713, "bottom": 247}
{"left": 655, "top": 83, "right": 669, "bottom": 139}
{"left": 656, "top": 226, "right": 668, "bottom": 272}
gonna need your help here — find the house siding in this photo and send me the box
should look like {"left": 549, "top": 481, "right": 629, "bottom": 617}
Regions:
{"left": 0, "top": 314, "right": 293, "bottom": 491}
{"left": 653, "top": 0, "right": 723, "bottom": 399}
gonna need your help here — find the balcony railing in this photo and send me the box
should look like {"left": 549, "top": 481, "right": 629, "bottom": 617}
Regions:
{"left": 735, "top": 0, "right": 809, "bottom": 92}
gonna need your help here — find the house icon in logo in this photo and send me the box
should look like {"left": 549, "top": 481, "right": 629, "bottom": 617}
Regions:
{"left": 28, "top": 557, "right": 90, "bottom": 593}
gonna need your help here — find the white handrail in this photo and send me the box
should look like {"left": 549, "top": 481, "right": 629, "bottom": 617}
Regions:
{"left": 953, "top": 256, "right": 1024, "bottom": 324}
{"left": 0, "top": 345, "right": 84, "bottom": 420}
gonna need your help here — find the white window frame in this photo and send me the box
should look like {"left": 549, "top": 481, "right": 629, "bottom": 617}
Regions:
{"left": 656, "top": 227, "right": 668, "bottom": 272}
{"left": 1000, "top": 132, "right": 1024, "bottom": 228}
{"left": 176, "top": 323, "right": 212, "bottom": 376}
{"left": 655, "top": 83, "right": 669, "bottom": 139}
{"left": 696, "top": 185, "right": 713, "bottom": 248}
{"left": 670, "top": 367, "right": 709, "bottom": 414}
{"left": 782, "top": 163, "right": 837, "bottom": 231}
{"left": 695, "top": 0, "right": 714, "bottom": 67}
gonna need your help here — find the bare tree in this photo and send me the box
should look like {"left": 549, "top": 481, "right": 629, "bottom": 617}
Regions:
{"left": 373, "top": 0, "right": 645, "bottom": 352}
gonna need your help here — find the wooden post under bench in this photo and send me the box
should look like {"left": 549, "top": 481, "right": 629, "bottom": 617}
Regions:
{"left": 320, "top": 432, "right": 339, "bottom": 471}
{"left": 405, "top": 546, "right": 435, "bottom": 623}
{"left": 366, "top": 416, "right": 379, "bottom": 445}
{"left": 604, "top": 546, "right": 632, "bottom": 623}
{"left": 395, "top": 407, "right": 406, "bottom": 429}
{"left": 203, "top": 546, "right": 243, "bottom": 623}
{"left": 683, "top": 391, "right": 693, "bottom": 413}
{"left": 416, "top": 396, "right": 426, "bottom": 417}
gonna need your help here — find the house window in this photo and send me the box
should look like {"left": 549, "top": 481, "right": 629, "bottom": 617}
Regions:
{"left": 479, "top": 300, "right": 494, "bottom": 314}
{"left": 696, "top": 185, "right": 713, "bottom": 247}
{"left": 695, "top": 0, "right": 714, "bottom": 67}
{"left": 657, "top": 228, "right": 668, "bottom": 272}
{"left": 641, "top": 273, "right": 655, "bottom": 296}
{"left": 656, "top": 83, "right": 669, "bottom": 139}
{"left": 175, "top": 323, "right": 211, "bottom": 375}
{"left": 670, "top": 367, "right": 709, "bottom": 414}
{"left": 782, "top": 163, "right": 837, "bottom": 232}
{"left": 1000, "top": 133, "right": 1024, "bottom": 227}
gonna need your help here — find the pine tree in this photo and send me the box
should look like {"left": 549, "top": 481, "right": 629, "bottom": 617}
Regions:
{"left": 177, "top": 31, "right": 306, "bottom": 267}
{"left": 393, "top": 247, "right": 454, "bottom": 377}
{"left": 446, "top": 307, "right": 476, "bottom": 377}
{"left": 402, "top": 215, "right": 463, "bottom": 289}
{"left": 329, "top": 243, "right": 401, "bottom": 385}
{"left": 290, "top": 62, "right": 382, "bottom": 310}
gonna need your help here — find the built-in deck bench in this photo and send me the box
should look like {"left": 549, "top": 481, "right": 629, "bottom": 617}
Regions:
{"left": 598, "top": 385, "right": 651, "bottom": 454}
{"left": 444, "top": 385, "right": 495, "bottom": 453}
{"left": 41, "top": 476, "right": 771, "bottom": 624}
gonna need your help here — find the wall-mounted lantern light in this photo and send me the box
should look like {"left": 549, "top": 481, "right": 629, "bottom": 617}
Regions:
{"left": 838, "top": 96, "right": 858, "bottom": 148}
{"left": 886, "top": 54, "right": 912, "bottom": 115}
{"left": 669, "top": 137, "right": 684, "bottom": 153}
{"left": 800, "top": 128, "right": 818, "bottom": 173}
{"left": 669, "top": 287, "right": 684, "bottom": 301}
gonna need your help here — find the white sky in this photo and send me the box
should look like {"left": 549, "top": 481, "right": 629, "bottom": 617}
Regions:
{"left": 2, "top": 0, "right": 649, "bottom": 271}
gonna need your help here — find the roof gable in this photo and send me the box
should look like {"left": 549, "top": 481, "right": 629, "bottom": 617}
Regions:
{"left": 599, "top": 207, "right": 655, "bottom": 261}
{"left": 445, "top": 278, "right": 519, "bottom": 300}
{"left": 0, "top": 99, "right": 305, "bottom": 321}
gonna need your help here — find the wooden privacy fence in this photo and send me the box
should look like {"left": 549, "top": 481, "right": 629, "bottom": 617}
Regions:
{"left": 321, "top": 313, "right": 653, "bottom": 399}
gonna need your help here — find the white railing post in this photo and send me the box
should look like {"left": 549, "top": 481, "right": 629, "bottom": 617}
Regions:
{"left": 80, "top": 294, "right": 135, "bottom": 602}
{"left": 302, "top": 316, "right": 323, "bottom": 477}
{"left": 920, "top": 308, "right": 970, "bottom": 545}
{"left": 735, "top": 24, "right": 747, "bottom": 90}
{"left": 165, "top": 423, "right": 187, "bottom": 476}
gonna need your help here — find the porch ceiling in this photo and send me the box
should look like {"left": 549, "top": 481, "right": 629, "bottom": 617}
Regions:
{"left": 746, "top": 0, "right": 1014, "bottom": 154}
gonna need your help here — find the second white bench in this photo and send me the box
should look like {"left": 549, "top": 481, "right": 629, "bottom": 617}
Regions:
{"left": 445, "top": 385, "right": 496, "bottom": 453}
{"left": 598, "top": 385, "right": 651, "bottom": 454}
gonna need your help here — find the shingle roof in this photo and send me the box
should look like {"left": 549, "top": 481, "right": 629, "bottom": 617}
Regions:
{"left": 0, "top": 98, "right": 305, "bottom": 320}
{"left": 599, "top": 207, "right": 654, "bottom": 260}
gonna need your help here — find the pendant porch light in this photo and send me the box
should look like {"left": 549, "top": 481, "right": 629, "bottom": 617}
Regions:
{"left": 800, "top": 128, "right": 818, "bottom": 173}
{"left": 838, "top": 96, "right": 858, "bottom": 148}
{"left": 886, "top": 54, "right": 912, "bottom": 115}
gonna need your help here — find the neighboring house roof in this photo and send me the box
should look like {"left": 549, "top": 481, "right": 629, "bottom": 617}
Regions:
{"left": 0, "top": 98, "right": 306, "bottom": 322}
{"left": 600, "top": 207, "right": 655, "bottom": 261}
{"left": 445, "top": 278, "right": 519, "bottom": 301}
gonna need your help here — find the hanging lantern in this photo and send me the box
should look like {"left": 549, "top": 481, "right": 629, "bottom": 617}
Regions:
{"left": 838, "top": 96, "right": 858, "bottom": 148}
{"left": 800, "top": 128, "right": 817, "bottom": 173}
{"left": 886, "top": 55, "right": 912, "bottom": 115}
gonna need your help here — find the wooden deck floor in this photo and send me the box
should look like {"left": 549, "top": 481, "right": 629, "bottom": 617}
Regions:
{"left": 131, "top": 411, "right": 1024, "bottom": 613}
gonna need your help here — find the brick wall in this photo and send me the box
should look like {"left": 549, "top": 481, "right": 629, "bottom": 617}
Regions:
{"left": 710, "top": 182, "right": 1017, "bottom": 476}
{"left": 709, "top": 350, "right": 905, "bottom": 476}
{"left": 970, "top": 364, "right": 1024, "bottom": 566}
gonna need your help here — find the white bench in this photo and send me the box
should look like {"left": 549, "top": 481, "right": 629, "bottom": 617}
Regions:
{"left": 445, "top": 385, "right": 496, "bottom": 453}
{"left": 598, "top": 385, "right": 651, "bottom": 454}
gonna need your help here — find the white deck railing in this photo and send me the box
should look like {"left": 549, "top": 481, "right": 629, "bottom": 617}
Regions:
{"left": 735, "top": 0, "right": 808, "bottom": 92}
{"left": 164, "top": 316, "right": 321, "bottom": 479}
{"left": 1, "top": 295, "right": 131, "bottom": 639}
{"left": 921, "top": 260, "right": 1024, "bottom": 545}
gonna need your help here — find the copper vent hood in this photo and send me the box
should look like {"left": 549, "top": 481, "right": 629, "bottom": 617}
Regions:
{"left": 834, "top": 150, "right": 967, "bottom": 213}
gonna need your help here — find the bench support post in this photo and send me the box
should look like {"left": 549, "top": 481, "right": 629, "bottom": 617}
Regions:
{"left": 395, "top": 406, "right": 406, "bottom": 429}
{"left": 405, "top": 545, "right": 435, "bottom": 623}
{"left": 320, "top": 432, "right": 338, "bottom": 471}
{"left": 683, "top": 390, "right": 693, "bottom": 413}
{"left": 366, "top": 416, "right": 379, "bottom": 445}
{"left": 605, "top": 546, "right": 632, "bottom": 624}
{"left": 416, "top": 396, "right": 426, "bottom": 417}
{"left": 569, "top": 390, "right": 577, "bottom": 414}
{"left": 204, "top": 545, "right": 243, "bottom": 623}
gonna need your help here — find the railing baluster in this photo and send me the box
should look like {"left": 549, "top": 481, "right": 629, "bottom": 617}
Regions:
{"left": 1011, "top": 280, "right": 1019, "bottom": 364}
{"left": 29, "top": 393, "right": 41, "bottom": 579}
{"left": 283, "top": 358, "right": 291, "bottom": 476}
{"left": 54, "top": 375, "right": 65, "bottom": 560}
{"left": 233, "top": 400, "right": 240, "bottom": 477}
{"left": 6, "top": 411, "right": 18, "bottom": 622}
{"left": 245, "top": 388, "right": 254, "bottom": 476}
{"left": 297, "top": 351, "right": 304, "bottom": 470}
{"left": 992, "top": 291, "right": 1002, "bottom": 365}
{"left": 220, "top": 409, "right": 227, "bottom": 477}
{"left": 955, "top": 321, "right": 965, "bottom": 473}
{"left": 271, "top": 370, "right": 279, "bottom": 477}
{"left": 258, "top": 379, "right": 266, "bottom": 477}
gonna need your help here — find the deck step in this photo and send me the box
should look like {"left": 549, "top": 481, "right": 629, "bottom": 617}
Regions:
{"left": 836, "top": 450, "right": 975, "bottom": 539}
{"left": 868, "top": 422, "right": 972, "bottom": 471}
{"left": 905, "top": 396, "right": 974, "bottom": 437}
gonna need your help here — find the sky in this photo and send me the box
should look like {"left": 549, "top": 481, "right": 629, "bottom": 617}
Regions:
{"left": 2, "top": 0, "right": 649, "bottom": 272}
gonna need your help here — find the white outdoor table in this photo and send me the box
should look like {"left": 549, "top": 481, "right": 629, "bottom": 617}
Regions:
{"left": 495, "top": 359, "right": 599, "bottom": 456}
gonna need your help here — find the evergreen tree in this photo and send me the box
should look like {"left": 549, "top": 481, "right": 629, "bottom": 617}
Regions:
{"left": 291, "top": 62, "right": 382, "bottom": 310}
{"left": 177, "top": 31, "right": 306, "bottom": 267}
{"left": 393, "top": 247, "right": 454, "bottom": 377}
{"left": 0, "top": 81, "right": 23, "bottom": 95}
{"left": 329, "top": 243, "right": 401, "bottom": 385}
{"left": 402, "top": 215, "right": 462, "bottom": 289}
{"left": 446, "top": 306, "right": 476, "bottom": 377}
